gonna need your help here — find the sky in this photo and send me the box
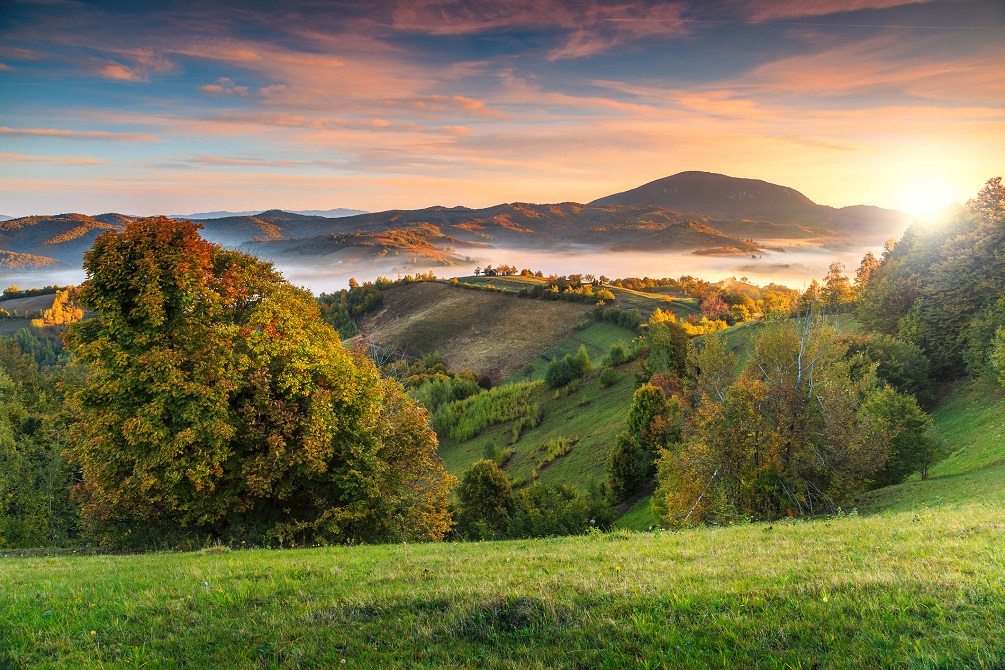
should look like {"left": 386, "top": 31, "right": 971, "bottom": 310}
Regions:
{"left": 0, "top": 0, "right": 1002, "bottom": 218}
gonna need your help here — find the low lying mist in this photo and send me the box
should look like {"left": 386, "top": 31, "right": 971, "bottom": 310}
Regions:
{"left": 3, "top": 242, "right": 883, "bottom": 296}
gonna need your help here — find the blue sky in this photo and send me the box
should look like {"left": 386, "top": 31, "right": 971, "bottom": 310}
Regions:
{"left": 1, "top": 0, "right": 1002, "bottom": 216}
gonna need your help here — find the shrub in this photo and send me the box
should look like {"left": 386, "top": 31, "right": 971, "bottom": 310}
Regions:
{"left": 432, "top": 382, "right": 542, "bottom": 440}
{"left": 599, "top": 368, "right": 619, "bottom": 387}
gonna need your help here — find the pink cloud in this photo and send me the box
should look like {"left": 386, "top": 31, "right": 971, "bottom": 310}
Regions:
{"left": 200, "top": 77, "right": 249, "bottom": 96}
{"left": 95, "top": 62, "right": 145, "bottom": 82}
{"left": 0, "top": 126, "right": 158, "bottom": 141}
{"left": 0, "top": 63, "right": 11, "bottom": 71}
{"left": 0, "top": 152, "right": 110, "bottom": 165}
{"left": 735, "top": 0, "right": 933, "bottom": 21}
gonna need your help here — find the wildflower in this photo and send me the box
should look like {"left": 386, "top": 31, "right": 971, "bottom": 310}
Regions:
{"left": 90, "top": 631, "right": 97, "bottom": 636}
{"left": 615, "top": 566, "right": 621, "bottom": 572}
{"left": 589, "top": 519, "right": 595, "bottom": 524}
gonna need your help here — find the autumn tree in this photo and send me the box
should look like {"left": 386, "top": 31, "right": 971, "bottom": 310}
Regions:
{"left": 64, "top": 217, "right": 455, "bottom": 547}
{"left": 653, "top": 315, "right": 930, "bottom": 526}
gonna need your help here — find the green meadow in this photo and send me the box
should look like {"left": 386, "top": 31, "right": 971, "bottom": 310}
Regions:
{"left": 3, "top": 375, "right": 1004, "bottom": 669}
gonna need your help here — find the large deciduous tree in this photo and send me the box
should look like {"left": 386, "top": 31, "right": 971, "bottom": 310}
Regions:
{"left": 65, "top": 217, "right": 454, "bottom": 547}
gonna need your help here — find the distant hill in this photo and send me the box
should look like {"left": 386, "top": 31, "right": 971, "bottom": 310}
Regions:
{"left": 0, "top": 249, "right": 61, "bottom": 270}
{"left": 2, "top": 172, "right": 911, "bottom": 276}
{"left": 173, "top": 207, "right": 366, "bottom": 219}
{"left": 0, "top": 213, "right": 124, "bottom": 264}
{"left": 242, "top": 203, "right": 760, "bottom": 259}
{"left": 591, "top": 171, "right": 910, "bottom": 245}
{"left": 0, "top": 215, "right": 14, "bottom": 222}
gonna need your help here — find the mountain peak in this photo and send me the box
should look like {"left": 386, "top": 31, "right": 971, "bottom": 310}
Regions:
{"left": 589, "top": 171, "right": 819, "bottom": 220}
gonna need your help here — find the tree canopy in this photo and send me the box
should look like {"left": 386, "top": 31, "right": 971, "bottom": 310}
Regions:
{"left": 65, "top": 217, "right": 455, "bottom": 547}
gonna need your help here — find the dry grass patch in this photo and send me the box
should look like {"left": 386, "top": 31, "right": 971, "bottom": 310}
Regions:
{"left": 361, "top": 282, "right": 593, "bottom": 381}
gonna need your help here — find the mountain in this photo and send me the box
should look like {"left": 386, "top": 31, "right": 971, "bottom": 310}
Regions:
{"left": 173, "top": 208, "right": 366, "bottom": 219}
{"left": 1, "top": 172, "right": 911, "bottom": 278}
{"left": 590, "top": 171, "right": 910, "bottom": 245}
{"left": 243, "top": 203, "right": 760, "bottom": 258}
{"left": 0, "top": 215, "right": 14, "bottom": 222}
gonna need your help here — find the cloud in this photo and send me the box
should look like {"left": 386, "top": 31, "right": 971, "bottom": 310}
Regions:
{"left": 0, "top": 126, "right": 158, "bottom": 141}
{"left": 0, "top": 152, "right": 110, "bottom": 165}
{"left": 0, "top": 63, "right": 11, "bottom": 71}
{"left": 738, "top": 35, "right": 1005, "bottom": 103}
{"left": 200, "top": 77, "right": 249, "bottom": 96}
{"left": 734, "top": 0, "right": 934, "bottom": 21}
{"left": 94, "top": 62, "right": 145, "bottom": 81}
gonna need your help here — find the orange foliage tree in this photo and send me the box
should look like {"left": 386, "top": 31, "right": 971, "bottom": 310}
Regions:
{"left": 65, "top": 217, "right": 454, "bottom": 547}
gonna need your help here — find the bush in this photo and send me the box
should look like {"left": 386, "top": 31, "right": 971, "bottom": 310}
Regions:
{"left": 432, "top": 382, "right": 542, "bottom": 440}
{"left": 599, "top": 368, "right": 619, "bottom": 387}
{"left": 604, "top": 341, "right": 628, "bottom": 366}
{"left": 455, "top": 459, "right": 514, "bottom": 540}
{"left": 545, "top": 345, "right": 592, "bottom": 388}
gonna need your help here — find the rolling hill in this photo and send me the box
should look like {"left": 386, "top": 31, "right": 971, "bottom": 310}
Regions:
{"left": 171, "top": 207, "right": 366, "bottom": 219}
{"left": 2, "top": 171, "right": 910, "bottom": 278}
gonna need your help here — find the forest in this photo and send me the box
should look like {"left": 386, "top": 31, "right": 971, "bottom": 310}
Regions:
{"left": 0, "top": 178, "right": 1002, "bottom": 550}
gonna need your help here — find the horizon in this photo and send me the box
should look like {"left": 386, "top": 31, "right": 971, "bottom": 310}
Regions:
{"left": 1, "top": 1, "right": 1002, "bottom": 218}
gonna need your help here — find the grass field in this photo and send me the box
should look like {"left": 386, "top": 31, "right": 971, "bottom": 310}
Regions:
{"left": 3, "top": 504, "right": 1002, "bottom": 669}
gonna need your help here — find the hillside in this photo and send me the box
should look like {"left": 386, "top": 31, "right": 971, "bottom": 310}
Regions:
{"left": 591, "top": 171, "right": 911, "bottom": 245}
{"left": 0, "top": 249, "right": 61, "bottom": 270}
{"left": 359, "top": 281, "right": 595, "bottom": 382}
{"left": 0, "top": 213, "right": 123, "bottom": 263}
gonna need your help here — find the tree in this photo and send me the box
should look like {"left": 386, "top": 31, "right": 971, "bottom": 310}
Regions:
{"left": 821, "top": 262, "right": 854, "bottom": 310}
{"left": 700, "top": 294, "right": 729, "bottom": 321}
{"left": 455, "top": 459, "right": 513, "bottom": 539}
{"left": 646, "top": 319, "right": 688, "bottom": 378}
{"left": 655, "top": 315, "right": 906, "bottom": 526}
{"left": 858, "top": 385, "right": 941, "bottom": 485}
{"left": 65, "top": 217, "right": 455, "bottom": 547}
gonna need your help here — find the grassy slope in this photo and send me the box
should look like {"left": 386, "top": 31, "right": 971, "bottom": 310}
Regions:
{"left": 439, "top": 360, "right": 642, "bottom": 488}
{"left": 359, "top": 281, "right": 593, "bottom": 382}
{"left": 3, "top": 506, "right": 1002, "bottom": 668}
{"left": 508, "top": 321, "right": 638, "bottom": 383}
{"left": 857, "top": 379, "right": 1005, "bottom": 513}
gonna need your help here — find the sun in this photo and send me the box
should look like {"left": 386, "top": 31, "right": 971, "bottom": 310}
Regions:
{"left": 899, "top": 177, "right": 955, "bottom": 219}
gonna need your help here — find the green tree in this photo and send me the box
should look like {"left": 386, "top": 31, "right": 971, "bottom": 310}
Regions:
{"left": 858, "top": 385, "right": 941, "bottom": 484}
{"left": 821, "top": 262, "right": 854, "bottom": 310}
{"left": 65, "top": 217, "right": 455, "bottom": 548}
{"left": 455, "top": 459, "right": 514, "bottom": 539}
{"left": 646, "top": 320, "right": 688, "bottom": 378}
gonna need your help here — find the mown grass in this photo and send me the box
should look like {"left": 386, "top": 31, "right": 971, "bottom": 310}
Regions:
{"left": 3, "top": 505, "right": 1003, "bottom": 669}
